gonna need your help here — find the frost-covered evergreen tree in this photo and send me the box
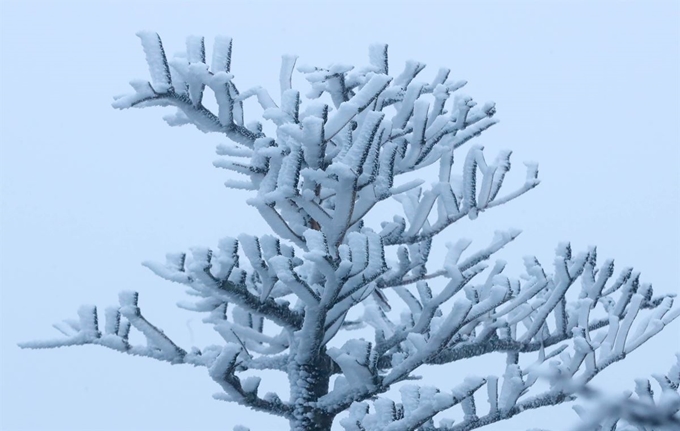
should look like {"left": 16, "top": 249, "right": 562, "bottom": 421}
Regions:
{"left": 21, "top": 34, "right": 680, "bottom": 431}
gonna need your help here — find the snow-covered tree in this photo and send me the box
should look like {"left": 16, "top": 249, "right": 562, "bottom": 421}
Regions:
{"left": 21, "top": 33, "right": 680, "bottom": 431}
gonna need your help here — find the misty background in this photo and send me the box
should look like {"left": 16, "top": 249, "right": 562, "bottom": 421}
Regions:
{"left": 1, "top": 1, "right": 678, "bottom": 430}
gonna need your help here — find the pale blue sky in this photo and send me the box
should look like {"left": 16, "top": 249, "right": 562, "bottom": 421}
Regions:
{"left": 1, "top": 1, "right": 678, "bottom": 430}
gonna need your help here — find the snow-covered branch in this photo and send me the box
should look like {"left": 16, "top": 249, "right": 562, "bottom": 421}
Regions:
{"left": 20, "top": 292, "right": 188, "bottom": 364}
{"left": 210, "top": 344, "right": 294, "bottom": 418}
{"left": 570, "top": 353, "right": 680, "bottom": 430}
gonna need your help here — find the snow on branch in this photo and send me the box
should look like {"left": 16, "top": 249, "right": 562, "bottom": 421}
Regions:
{"left": 21, "top": 292, "right": 186, "bottom": 364}
{"left": 22, "top": 34, "right": 679, "bottom": 431}
{"left": 557, "top": 353, "right": 680, "bottom": 430}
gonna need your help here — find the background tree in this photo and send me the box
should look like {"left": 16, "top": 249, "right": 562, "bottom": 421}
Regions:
{"left": 21, "top": 33, "right": 680, "bottom": 431}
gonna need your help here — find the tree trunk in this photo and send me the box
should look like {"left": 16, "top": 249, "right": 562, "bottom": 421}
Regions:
{"left": 289, "top": 352, "right": 334, "bottom": 431}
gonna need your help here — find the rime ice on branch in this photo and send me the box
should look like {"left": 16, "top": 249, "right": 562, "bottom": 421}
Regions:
{"left": 570, "top": 353, "right": 680, "bottom": 430}
{"left": 21, "top": 33, "right": 679, "bottom": 431}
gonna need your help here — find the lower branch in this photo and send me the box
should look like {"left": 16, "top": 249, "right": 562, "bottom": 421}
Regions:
{"left": 441, "top": 391, "right": 575, "bottom": 431}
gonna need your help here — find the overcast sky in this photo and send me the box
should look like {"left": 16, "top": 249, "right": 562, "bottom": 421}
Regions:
{"left": 1, "top": 1, "right": 678, "bottom": 430}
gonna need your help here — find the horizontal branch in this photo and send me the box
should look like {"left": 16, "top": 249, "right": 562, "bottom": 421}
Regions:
{"left": 218, "top": 279, "right": 304, "bottom": 330}
{"left": 440, "top": 390, "right": 575, "bottom": 431}
{"left": 113, "top": 86, "right": 260, "bottom": 147}
{"left": 373, "top": 317, "right": 611, "bottom": 370}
